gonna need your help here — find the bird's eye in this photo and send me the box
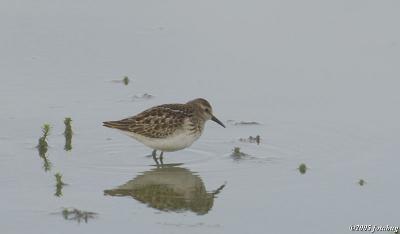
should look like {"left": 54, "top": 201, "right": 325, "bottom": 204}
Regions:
{"left": 205, "top": 108, "right": 209, "bottom": 112}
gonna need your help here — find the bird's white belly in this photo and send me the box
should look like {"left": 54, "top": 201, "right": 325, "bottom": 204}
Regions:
{"left": 124, "top": 130, "right": 201, "bottom": 152}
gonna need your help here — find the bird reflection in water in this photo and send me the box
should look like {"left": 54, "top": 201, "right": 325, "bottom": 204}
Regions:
{"left": 104, "top": 164, "right": 225, "bottom": 215}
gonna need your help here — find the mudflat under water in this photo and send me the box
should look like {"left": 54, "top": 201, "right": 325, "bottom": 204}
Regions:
{"left": 1, "top": 1, "right": 400, "bottom": 234}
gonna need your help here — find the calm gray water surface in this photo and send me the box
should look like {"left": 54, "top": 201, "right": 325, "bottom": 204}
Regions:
{"left": 1, "top": 1, "right": 399, "bottom": 234}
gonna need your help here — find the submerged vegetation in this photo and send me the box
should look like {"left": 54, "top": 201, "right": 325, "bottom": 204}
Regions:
{"left": 63, "top": 117, "right": 73, "bottom": 151}
{"left": 54, "top": 173, "right": 67, "bottom": 197}
{"left": 298, "top": 163, "right": 307, "bottom": 175}
{"left": 36, "top": 124, "right": 52, "bottom": 172}
{"left": 61, "top": 208, "right": 97, "bottom": 223}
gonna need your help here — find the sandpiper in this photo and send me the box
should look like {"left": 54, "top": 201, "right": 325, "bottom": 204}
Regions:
{"left": 103, "top": 98, "right": 225, "bottom": 164}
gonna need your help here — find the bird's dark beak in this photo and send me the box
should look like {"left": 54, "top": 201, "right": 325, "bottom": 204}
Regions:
{"left": 211, "top": 115, "right": 226, "bottom": 128}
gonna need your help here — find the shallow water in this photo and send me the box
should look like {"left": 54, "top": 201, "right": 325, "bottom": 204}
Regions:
{"left": 1, "top": 1, "right": 400, "bottom": 234}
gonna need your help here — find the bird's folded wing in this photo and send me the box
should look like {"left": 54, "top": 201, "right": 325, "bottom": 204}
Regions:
{"left": 103, "top": 104, "right": 193, "bottom": 138}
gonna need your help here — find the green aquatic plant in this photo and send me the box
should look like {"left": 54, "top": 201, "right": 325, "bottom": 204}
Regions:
{"left": 231, "top": 147, "right": 248, "bottom": 159}
{"left": 61, "top": 208, "right": 97, "bottom": 223}
{"left": 298, "top": 163, "right": 307, "bottom": 175}
{"left": 233, "top": 147, "right": 241, "bottom": 155}
{"left": 37, "top": 124, "right": 51, "bottom": 153}
{"left": 37, "top": 124, "right": 52, "bottom": 172}
{"left": 358, "top": 179, "right": 365, "bottom": 186}
{"left": 63, "top": 117, "right": 73, "bottom": 151}
{"left": 55, "top": 173, "right": 67, "bottom": 197}
{"left": 111, "top": 76, "right": 130, "bottom": 85}
{"left": 123, "top": 76, "right": 129, "bottom": 85}
{"left": 42, "top": 123, "right": 51, "bottom": 136}
{"left": 55, "top": 173, "right": 65, "bottom": 185}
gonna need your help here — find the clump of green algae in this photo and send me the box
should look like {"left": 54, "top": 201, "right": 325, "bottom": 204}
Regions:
{"left": 37, "top": 124, "right": 52, "bottom": 172}
{"left": 63, "top": 117, "right": 73, "bottom": 151}
{"left": 123, "top": 76, "right": 129, "bottom": 85}
{"left": 231, "top": 147, "right": 248, "bottom": 159}
{"left": 37, "top": 124, "right": 50, "bottom": 153}
{"left": 55, "top": 172, "right": 67, "bottom": 197}
{"left": 298, "top": 163, "right": 307, "bottom": 174}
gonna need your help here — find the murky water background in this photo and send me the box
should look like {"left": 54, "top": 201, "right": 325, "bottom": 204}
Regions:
{"left": 1, "top": 1, "right": 399, "bottom": 234}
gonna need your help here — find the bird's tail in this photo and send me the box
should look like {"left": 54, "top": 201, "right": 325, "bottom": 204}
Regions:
{"left": 103, "top": 121, "right": 124, "bottom": 129}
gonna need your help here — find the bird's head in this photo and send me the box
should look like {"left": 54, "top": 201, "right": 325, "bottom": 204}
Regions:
{"left": 187, "top": 98, "right": 225, "bottom": 128}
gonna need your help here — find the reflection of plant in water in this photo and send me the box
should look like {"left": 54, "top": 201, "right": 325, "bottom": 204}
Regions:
{"left": 63, "top": 117, "right": 73, "bottom": 151}
{"left": 298, "top": 163, "right": 307, "bottom": 174}
{"left": 104, "top": 165, "right": 225, "bottom": 215}
{"left": 42, "top": 156, "right": 52, "bottom": 172}
{"left": 239, "top": 135, "right": 260, "bottom": 145}
{"left": 54, "top": 173, "right": 67, "bottom": 197}
{"left": 61, "top": 208, "right": 97, "bottom": 223}
{"left": 36, "top": 124, "right": 52, "bottom": 172}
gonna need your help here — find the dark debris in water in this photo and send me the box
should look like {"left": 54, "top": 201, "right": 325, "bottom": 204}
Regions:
{"left": 227, "top": 120, "right": 261, "bottom": 126}
{"left": 132, "top": 93, "right": 154, "bottom": 101}
{"left": 235, "top": 121, "right": 260, "bottom": 126}
{"left": 239, "top": 135, "right": 261, "bottom": 145}
{"left": 59, "top": 208, "right": 97, "bottom": 223}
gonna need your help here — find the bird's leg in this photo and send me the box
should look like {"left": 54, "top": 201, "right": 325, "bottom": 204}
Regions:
{"left": 152, "top": 149, "right": 159, "bottom": 166}
{"left": 159, "top": 151, "right": 164, "bottom": 165}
